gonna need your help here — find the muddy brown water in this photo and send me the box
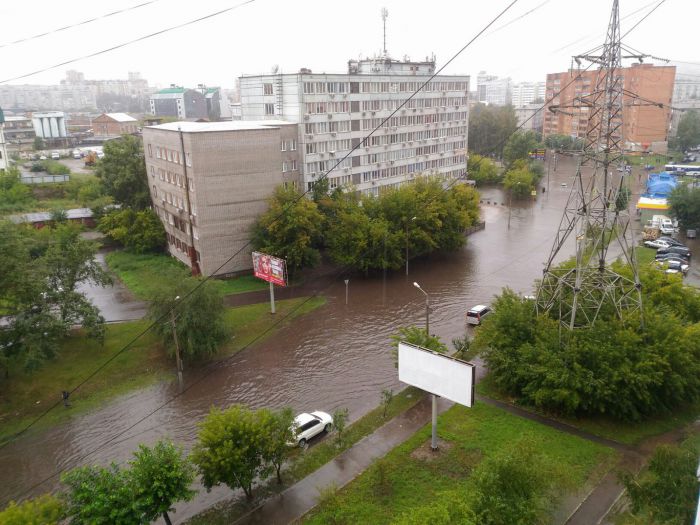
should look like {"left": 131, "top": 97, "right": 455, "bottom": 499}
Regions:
{"left": 2, "top": 155, "right": 695, "bottom": 511}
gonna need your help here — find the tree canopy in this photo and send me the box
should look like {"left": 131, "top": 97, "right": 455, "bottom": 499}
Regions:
{"left": 673, "top": 110, "right": 700, "bottom": 152}
{"left": 98, "top": 208, "right": 165, "bottom": 253}
{"left": 95, "top": 135, "right": 150, "bottom": 210}
{"left": 467, "top": 154, "right": 502, "bottom": 185}
{"left": 668, "top": 183, "right": 700, "bottom": 230}
{"left": 468, "top": 103, "right": 518, "bottom": 158}
{"left": 503, "top": 131, "right": 541, "bottom": 167}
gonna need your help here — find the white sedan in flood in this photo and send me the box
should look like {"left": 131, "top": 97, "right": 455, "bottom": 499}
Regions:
{"left": 290, "top": 411, "right": 333, "bottom": 447}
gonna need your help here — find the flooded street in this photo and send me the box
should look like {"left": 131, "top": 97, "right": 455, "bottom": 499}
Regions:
{"left": 1, "top": 155, "right": 691, "bottom": 513}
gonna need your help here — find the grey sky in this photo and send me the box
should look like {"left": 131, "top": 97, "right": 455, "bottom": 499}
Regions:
{"left": 1, "top": 0, "right": 698, "bottom": 89}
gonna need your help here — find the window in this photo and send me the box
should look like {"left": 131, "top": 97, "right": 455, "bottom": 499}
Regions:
{"left": 186, "top": 152, "right": 192, "bottom": 167}
{"left": 263, "top": 83, "right": 273, "bottom": 95}
{"left": 148, "top": 144, "right": 152, "bottom": 157}
{"left": 291, "top": 160, "right": 297, "bottom": 171}
{"left": 264, "top": 103, "right": 275, "bottom": 115}
{"left": 289, "top": 139, "right": 297, "bottom": 151}
{"left": 281, "top": 140, "right": 287, "bottom": 151}
{"left": 150, "top": 166, "right": 155, "bottom": 178}
{"left": 152, "top": 185, "right": 157, "bottom": 197}
{"left": 156, "top": 147, "right": 162, "bottom": 159}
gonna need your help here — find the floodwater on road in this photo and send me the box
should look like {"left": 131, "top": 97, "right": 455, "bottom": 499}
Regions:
{"left": 0, "top": 155, "right": 683, "bottom": 518}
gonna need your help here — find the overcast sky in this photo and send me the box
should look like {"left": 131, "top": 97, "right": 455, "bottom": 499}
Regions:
{"left": 1, "top": 0, "right": 698, "bottom": 89}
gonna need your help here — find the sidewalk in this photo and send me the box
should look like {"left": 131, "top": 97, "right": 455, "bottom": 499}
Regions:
{"left": 233, "top": 395, "right": 452, "bottom": 525}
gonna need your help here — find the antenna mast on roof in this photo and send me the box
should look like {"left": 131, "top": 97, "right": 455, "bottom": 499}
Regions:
{"left": 381, "top": 7, "right": 388, "bottom": 56}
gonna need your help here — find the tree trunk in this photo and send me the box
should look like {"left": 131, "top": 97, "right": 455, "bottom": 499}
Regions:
{"left": 162, "top": 511, "right": 172, "bottom": 525}
{"left": 244, "top": 483, "right": 253, "bottom": 500}
{"left": 276, "top": 463, "right": 282, "bottom": 484}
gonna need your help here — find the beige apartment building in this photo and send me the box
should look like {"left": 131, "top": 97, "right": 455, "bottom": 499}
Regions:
{"left": 143, "top": 121, "right": 300, "bottom": 276}
{"left": 543, "top": 63, "right": 675, "bottom": 152}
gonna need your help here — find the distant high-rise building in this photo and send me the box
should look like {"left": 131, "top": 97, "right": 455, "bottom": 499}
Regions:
{"left": 543, "top": 63, "right": 675, "bottom": 152}
{"left": 476, "top": 72, "right": 512, "bottom": 106}
{"left": 150, "top": 85, "right": 229, "bottom": 121}
{"left": 239, "top": 55, "right": 469, "bottom": 196}
{"left": 0, "top": 108, "right": 8, "bottom": 172}
{"left": 511, "top": 81, "right": 545, "bottom": 107}
{"left": 670, "top": 69, "right": 700, "bottom": 136}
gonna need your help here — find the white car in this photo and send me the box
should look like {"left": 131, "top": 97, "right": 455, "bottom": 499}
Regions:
{"left": 290, "top": 411, "right": 333, "bottom": 447}
{"left": 644, "top": 239, "right": 672, "bottom": 249}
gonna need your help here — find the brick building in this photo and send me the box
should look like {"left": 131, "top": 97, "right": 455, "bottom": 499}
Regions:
{"left": 142, "top": 121, "right": 299, "bottom": 276}
{"left": 92, "top": 113, "right": 138, "bottom": 136}
{"left": 543, "top": 64, "right": 675, "bottom": 152}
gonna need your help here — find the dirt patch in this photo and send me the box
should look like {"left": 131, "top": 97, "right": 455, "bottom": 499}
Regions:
{"left": 410, "top": 438, "right": 454, "bottom": 461}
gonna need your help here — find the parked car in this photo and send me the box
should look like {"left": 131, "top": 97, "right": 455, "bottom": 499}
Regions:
{"left": 466, "top": 304, "right": 492, "bottom": 326}
{"left": 39, "top": 155, "right": 47, "bottom": 160}
{"left": 656, "top": 252, "right": 690, "bottom": 263}
{"left": 290, "top": 411, "right": 333, "bottom": 447}
{"left": 72, "top": 150, "right": 81, "bottom": 159}
{"left": 51, "top": 151, "right": 60, "bottom": 160}
{"left": 657, "top": 236, "right": 685, "bottom": 247}
{"left": 657, "top": 246, "right": 691, "bottom": 258}
{"left": 655, "top": 259, "right": 689, "bottom": 275}
{"left": 644, "top": 239, "right": 673, "bottom": 249}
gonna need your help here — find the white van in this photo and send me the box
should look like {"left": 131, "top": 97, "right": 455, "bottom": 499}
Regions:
{"left": 466, "top": 304, "right": 492, "bottom": 326}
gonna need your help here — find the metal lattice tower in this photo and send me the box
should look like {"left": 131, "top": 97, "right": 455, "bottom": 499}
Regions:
{"left": 536, "top": 0, "right": 645, "bottom": 330}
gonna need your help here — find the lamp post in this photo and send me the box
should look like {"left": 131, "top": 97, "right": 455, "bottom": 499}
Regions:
{"left": 405, "top": 216, "right": 416, "bottom": 276}
{"left": 413, "top": 281, "right": 438, "bottom": 451}
{"left": 170, "top": 296, "right": 184, "bottom": 386}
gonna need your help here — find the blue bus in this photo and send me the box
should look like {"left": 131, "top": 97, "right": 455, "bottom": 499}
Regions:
{"left": 664, "top": 164, "right": 700, "bottom": 174}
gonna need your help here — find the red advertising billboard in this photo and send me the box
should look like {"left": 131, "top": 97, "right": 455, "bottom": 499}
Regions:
{"left": 252, "top": 251, "right": 287, "bottom": 286}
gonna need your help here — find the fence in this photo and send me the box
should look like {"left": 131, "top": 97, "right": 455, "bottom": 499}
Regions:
{"left": 464, "top": 221, "right": 485, "bottom": 236}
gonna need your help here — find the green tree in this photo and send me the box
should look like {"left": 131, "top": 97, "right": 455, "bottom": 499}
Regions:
{"left": 380, "top": 388, "right": 394, "bottom": 418}
{"left": 148, "top": 279, "right": 228, "bottom": 360}
{"left": 332, "top": 407, "right": 349, "bottom": 444}
{"left": 130, "top": 440, "right": 196, "bottom": 525}
{"left": 668, "top": 184, "right": 700, "bottom": 230}
{"left": 621, "top": 443, "right": 698, "bottom": 524}
{"left": 95, "top": 135, "right": 150, "bottom": 209}
{"left": 252, "top": 185, "right": 324, "bottom": 272}
{"left": 503, "top": 131, "right": 541, "bottom": 166}
{"left": 0, "top": 494, "right": 64, "bottom": 525}
{"left": 674, "top": 110, "right": 700, "bottom": 152}
{"left": 391, "top": 325, "right": 448, "bottom": 354}
{"left": 61, "top": 464, "right": 144, "bottom": 525}
{"left": 504, "top": 166, "right": 534, "bottom": 198}
{"left": 32, "top": 136, "right": 46, "bottom": 151}
{"left": 544, "top": 133, "right": 573, "bottom": 150}
{"left": 469, "top": 440, "right": 551, "bottom": 525}
{"left": 0, "top": 167, "right": 33, "bottom": 212}
{"left": 98, "top": 208, "right": 165, "bottom": 253}
{"left": 192, "top": 405, "right": 269, "bottom": 500}
{"left": 468, "top": 103, "right": 518, "bottom": 158}
{"left": 260, "top": 407, "right": 295, "bottom": 484}
{"left": 467, "top": 154, "right": 502, "bottom": 185}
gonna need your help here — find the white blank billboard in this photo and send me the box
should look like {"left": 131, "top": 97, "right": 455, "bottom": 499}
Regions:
{"left": 398, "top": 342, "right": 475, "bottom": 407}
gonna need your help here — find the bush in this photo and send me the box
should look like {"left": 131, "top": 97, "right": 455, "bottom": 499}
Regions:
{"left": 0, "top": 494, "right": 64, "bottom": 525}
{"left": 98, "top": 208, "right": 165, "bottom": 253}
{"left": 475, "top": 275, "right": 700, "bottom": 421}
{"left": 468, "top": 154, "right": 502, "bottom": 185}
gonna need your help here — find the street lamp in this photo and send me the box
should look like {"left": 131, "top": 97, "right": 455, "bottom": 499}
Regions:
{"left": 405, "top": 216, "right": 417, "bottom": 275}
{"left": 413, "top": 281, "right": 438, "bottom": 451}
{"left": 413, "top": 281, "right": 429, "bottom": 334}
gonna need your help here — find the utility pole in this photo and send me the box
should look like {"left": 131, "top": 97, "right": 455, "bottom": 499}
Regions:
{"left": 170, "top": 300, "right": 183, "bottom": 386}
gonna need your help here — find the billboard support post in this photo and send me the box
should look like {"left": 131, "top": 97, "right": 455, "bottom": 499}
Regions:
{"left": 269, "top": 281, "right": 276, "bottom": 314}
{"left": 431, "top": 394, "right": 438, "bottom": 450}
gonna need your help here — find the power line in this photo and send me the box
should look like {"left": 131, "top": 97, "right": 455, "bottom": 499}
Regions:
{"left": 0, "top": 1, "right": 162, "bottom": 49}
{"left": 0, "top": 0, "right": 257, "bottom": 84}
{"left": 0, "top": 0, "right": 522, "bottom": 451}
{"left": 1, "top": 0, "right": 539, "bottom": 499}
{"left": 620, "top": 0, "right": 667, "bottom": 39}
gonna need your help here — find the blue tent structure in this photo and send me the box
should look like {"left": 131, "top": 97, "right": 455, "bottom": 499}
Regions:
{"left": 645, "top": 172, "right": 678, "bottom": 198}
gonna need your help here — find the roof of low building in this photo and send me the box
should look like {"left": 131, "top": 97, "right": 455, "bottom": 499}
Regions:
{"left": 156, "top": 87, "right": 186, "bottom": 94}
{"left": 146, "top": 120, "right": 294, "bottom": 133}
{"left": 103, "top": 112, "right": 137, "bottom": 123}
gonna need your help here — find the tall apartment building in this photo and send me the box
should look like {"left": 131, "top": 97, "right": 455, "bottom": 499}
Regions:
{"left": 543, "top": 63, "right": 676, "bottom": 152}
{"left": 511, "top": 81, "right": 545, "bottom": 107}
{"left": 476, "top": 72, "right": 512, "bottom": 106}
{"left": 143, "top": 121, "right": 300, "bottom": 276}
{"left": 0, "top": 84, "right": 96, "bottom": 112}
{"left": 670, "top": 69, "right": 700, "bottom": 136}
{"left": 149, "top": 87, "right": 208, "bottom": 120}
{"left": 239, "top": 56, "right": 469, "bottom": 196}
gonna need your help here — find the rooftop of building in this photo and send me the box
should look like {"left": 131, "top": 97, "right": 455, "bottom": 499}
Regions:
{"left": 100, "top": 112, "right": 137, "bottom": 122}
{"left": 156, "top": 87, "right": 187, "bottom": 94}
{"left": 146, "top": 120, "right": 295, "bottom": 133}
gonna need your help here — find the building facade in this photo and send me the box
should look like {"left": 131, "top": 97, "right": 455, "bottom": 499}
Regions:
{"left": 149, "top": 87, "right": 208, "bottom": 120}
{"left": 514, "top": 103, "right": 544, "bottom": 133}
{"left": 0, "top": 111, "right": 8, "bottom": 172}
{"left": 2, "top": 115, "right": 35, "bottom": 146}
{"left": 543, "top": 64, "right": 676, "bottom": 152}
{"left": 32, "top": 111, "right": 68, "bottom": 139}
{"left": 92, "top": 113, "right": 138, "bottom": 136}
{"left": 143, "top": 121, "right": 300, "bottom": 276}
{"left": 239, "top": 57, "right": 469, "bottom": 196}
{"left": 511, "top": 81, "right": 545, "bottom": 107}
{"left": 476, "top": 72, "right": 512, "bottom": 106}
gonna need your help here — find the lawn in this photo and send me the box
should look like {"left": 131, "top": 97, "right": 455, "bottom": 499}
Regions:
{"left": 187, "top": 387, "right": 425, "bottom": 525}
{"left": 0, "top": 296, "right": 325, "bottom": 444}
{"left": 477, "top": 374, "right": 700, "bottom": 445}
{"left": 303, "top": 402, "right": 615, "bottom": 524}
{"left": 105, "top": 251, "right": 268, "bottom": 299}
